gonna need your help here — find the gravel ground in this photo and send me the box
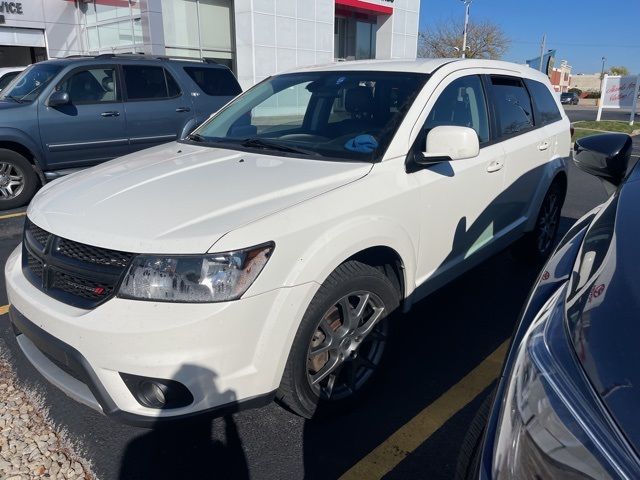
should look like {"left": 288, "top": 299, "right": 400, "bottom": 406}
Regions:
{"left": 0, "top": 343, "right": 95, "bottom": 480}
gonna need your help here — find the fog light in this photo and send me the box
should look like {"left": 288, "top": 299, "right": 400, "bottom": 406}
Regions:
{"left": 139, "top": 381, "right": 167, "bottom": 408}
{"left": 120, "top": 373, "right": 194, "bottom": 409}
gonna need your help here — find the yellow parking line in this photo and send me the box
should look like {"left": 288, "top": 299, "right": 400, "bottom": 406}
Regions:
{"left": 339, "top": 339, "right": 510, "bottom": 480}
{"left": 0, "top": 304, "right": 8, "bottom": 315}
{"left": 0, "top": 211, "right": 26, "bottom": 221}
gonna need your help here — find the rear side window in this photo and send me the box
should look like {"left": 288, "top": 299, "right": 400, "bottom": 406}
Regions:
{"left": 123, "top": 65, "right": 181, "bottom": 101}
{"left": 491, "top": 76, "right": 534, "bottom": 137}
{"left": 184, "top": 67, "right": 241, "bottom": 96}
{"left": 526, "top": 79, "right": 562, "bottom": 125}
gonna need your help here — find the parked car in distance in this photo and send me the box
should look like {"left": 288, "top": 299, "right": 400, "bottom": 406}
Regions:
{"left": 561, "top": 91, "right": 580, "bottom": 105}
{"left": 456, "top": 132, "right": 640, "bottom": 479}
{"left": 0, "top": 54, "right": 241, "bottom": 209}
{"left": 0, "top": 66, "right": 26, "bottom": 92}
{"left": 6, "top": 59, "right": 571, "bottom": 426}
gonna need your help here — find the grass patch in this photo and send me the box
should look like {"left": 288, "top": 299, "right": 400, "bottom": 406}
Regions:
{"left": 573, "top": 120, "right": 637, "bottom": 134}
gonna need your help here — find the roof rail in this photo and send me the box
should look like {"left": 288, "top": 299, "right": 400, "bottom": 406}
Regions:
{"left": 63, "top": 52, "right": 227, "bottom": 66}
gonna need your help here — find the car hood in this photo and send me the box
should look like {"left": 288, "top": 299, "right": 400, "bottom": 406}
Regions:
{"left": 567, "top": 166, "right": 640, "bottom": 454}
{"left": 28, "top": 142, "right": 372, "bottom": 254}
{"left": 0, "top": 99, "right": 28, "bottom": 111}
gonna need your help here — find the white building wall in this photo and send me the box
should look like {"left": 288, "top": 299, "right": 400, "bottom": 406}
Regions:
{"left": 234, "top": 0, "right": 421, "bottom": 90}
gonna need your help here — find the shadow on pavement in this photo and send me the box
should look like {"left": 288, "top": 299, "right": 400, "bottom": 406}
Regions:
{"left": 118, "top": 365, "right": 249, "bottom": 480}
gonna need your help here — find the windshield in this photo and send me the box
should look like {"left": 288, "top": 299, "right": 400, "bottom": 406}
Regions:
{"left": 191, "top": 71, "right": 429, "bottom": 162}
{"left": 0, "top": 64, "right": 62, "bottom": 102}
{"left": 561, "top": 93, "right": 572, "bottom": 98}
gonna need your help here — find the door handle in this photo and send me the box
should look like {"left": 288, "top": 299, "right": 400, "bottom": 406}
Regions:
{"left": 538, "top": 141, "right": 550, "bottom": 151}
{"left": 487, "top": 160, "right": 504, "bottom": 173}
{"left": 175, "top": 107, "right": 191, "bottom": 113}
{"left": 101, "top": 111, "right": 120, "bottom": 117}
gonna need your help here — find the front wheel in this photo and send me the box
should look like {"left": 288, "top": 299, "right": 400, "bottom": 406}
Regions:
{"left": 277, "top": 261, "right": 399, "bottom": 418}
{"left": 0, "top": 149, "right": 39, "bottom": 210}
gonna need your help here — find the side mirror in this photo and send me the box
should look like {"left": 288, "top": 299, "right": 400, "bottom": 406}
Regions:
{"left": 574, "top": 133, "right": 632, "bottom": 193}
{"left": 415, "top": 126, "right": 480, "bottom": 166}
{"left": 47, "top": 91, "right": 70, "bottom": 107}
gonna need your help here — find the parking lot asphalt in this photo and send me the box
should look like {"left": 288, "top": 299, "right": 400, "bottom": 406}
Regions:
{"left": 0, "top": 118, "right": 627, "bottom": 480}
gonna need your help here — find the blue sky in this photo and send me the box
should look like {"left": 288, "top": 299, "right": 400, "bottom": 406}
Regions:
{"left": 419, "top": 0, "right": 640, "bottom": 74}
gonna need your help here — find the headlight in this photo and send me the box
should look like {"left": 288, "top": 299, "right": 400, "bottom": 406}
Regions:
{"left": 492, "top": 287, "right": 639, "bottom": 479}
{"left": 118, "top": 243, "right": 274, "bottom": 302}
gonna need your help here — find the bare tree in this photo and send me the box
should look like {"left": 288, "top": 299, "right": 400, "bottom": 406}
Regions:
{"left": 609, "top": 66, "right": 629, "bottom": 76}
{"left": 419, "top": 18, "right": 510, "bottom": 60}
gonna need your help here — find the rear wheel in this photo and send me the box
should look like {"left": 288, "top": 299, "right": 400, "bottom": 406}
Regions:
{"left": 0, "top": 149, "right": 38, "bottom": 210}
{"left": 512, "top": 180, "right": 564, "bottom": 263}
{"left": 277, "top": 261, "right": 399, "bottom": 418}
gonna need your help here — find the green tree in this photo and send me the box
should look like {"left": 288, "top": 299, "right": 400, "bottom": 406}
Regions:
{"left": 418, "top": 18, "right": 510, "bottom": 60}
{"left": 609, "top": 66, "right": 629, "bottom": 76}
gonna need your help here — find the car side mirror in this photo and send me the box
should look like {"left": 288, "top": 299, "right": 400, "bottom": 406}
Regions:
{"left": 574, "top": 133, "right": 632, "bottom": 194}
{"left": 415, "top": 126, "right": 480, "bottom": 166}
{"left": 47, "top": 91, "right": 70, "bottom": 107}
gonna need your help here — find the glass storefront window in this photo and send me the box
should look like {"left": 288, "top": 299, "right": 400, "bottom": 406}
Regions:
{"left": 162, "top": 0, "right": 235, "bottom": 71}
{"left": 80, "top": 1, "right": 142, "bottom": 53}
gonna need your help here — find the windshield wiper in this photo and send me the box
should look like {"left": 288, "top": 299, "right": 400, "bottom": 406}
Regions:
{"left": 2, "top": 95, "right": 23, "bottom": 104}
{"left": 187, "top": 133, "right": 207, "bottom": 142}
{"left": 241, "top": 137, "right": 320, "bottom": 156}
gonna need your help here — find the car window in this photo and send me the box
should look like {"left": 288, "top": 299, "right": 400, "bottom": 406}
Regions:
{"left": 184, "top": 67, "right": 241, "bottom": 96}
{"left": 0, "top": 64, "right": 62, "bottom": 102}
{"left": 193, "top": 71, "right": 428, "bottom": 162}
{"left": 57, "top": 67, "right": 118, "bottom": 104}
{"left": 123, "top": 65, "right": 181, "bottom": 101}
{"left": 526, "top": 79, "right": 562, "bottom": 125}
{"left": 424, "top": 75, "right": 490, "bottom": 143}
{"left": 491, "top": 76, "right": 534, "bottom": 136}
{"left": 0, "top": 71, "right": 20, "bottom": 91}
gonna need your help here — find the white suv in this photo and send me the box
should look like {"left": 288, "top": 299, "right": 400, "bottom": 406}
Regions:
{"left": 5, "top": 59, "right": 569, "bottom": 425}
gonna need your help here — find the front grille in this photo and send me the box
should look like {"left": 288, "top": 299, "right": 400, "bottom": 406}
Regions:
{"left": 29, "top": 222, "right": 51, "bottom": 248}
{"left": 52, "top": 271, "right": 114, "bottom": 301}
{"left": 22, "top": 219, "right": 134, "bottom": 309}
{"left": 26, "top": 251, "right": 44, "bottom": 279}
{"left": 58, "top": 238, "right": 134, "bottom": 268}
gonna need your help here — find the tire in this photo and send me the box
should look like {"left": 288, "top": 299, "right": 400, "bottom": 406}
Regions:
{"left": 276, "top": 260, "right": 400, "bottom": 419}
{"left": 454, "top": 392, "right": 493, "bottom": 480}
{"left": 512, "top": 180, "right": 564, "bottom": 264}
{"left": 0, "top": 149, "right": 38, "bottom": 210}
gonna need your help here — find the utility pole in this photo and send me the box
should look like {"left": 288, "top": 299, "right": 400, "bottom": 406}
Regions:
{"left": 461, "top": 0, "right": 473, "bottom": 59}
{"left": 539, "top": 33, "right": 546, "bottom": 72}
{"left": 600, "top": 56, "right": 606, "bottom": 80}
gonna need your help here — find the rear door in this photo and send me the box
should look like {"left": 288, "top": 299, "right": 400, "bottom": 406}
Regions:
{"left": 487, "top": 75, "right": 552, "bottom": 233}
{"left": 38, "top": 64, "right": 128, "bottom": 168}
{"left": 182, "top": 65, "right": 241, "bottom": 124}
{"left": 121, "top": 64, "right": 194, "bottom": 152}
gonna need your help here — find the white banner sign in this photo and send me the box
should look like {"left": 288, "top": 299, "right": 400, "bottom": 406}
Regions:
{"left": 597, "top": 74, "right": 640, "bottom": 124}
{"left": 602, "top": 75, "right": 638, "bottom": 108}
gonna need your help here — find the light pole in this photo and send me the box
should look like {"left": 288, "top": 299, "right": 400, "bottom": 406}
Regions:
{"left": 460, "top": 0, "right": 473, "bottom": 59}
{"left": 600, "top": 56, "right": 606, "bottom": 80}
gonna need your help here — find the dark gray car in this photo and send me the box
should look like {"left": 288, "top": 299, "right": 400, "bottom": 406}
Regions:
{"left": 0, "top": 54, "right": 241, "bottom": 209}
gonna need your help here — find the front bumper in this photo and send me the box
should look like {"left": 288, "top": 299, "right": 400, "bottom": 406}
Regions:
{"left": 5, "top": 245, "right": 318, "bottom": 426}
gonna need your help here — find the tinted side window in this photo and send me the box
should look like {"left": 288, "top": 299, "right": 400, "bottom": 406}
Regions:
{"left": 123, "top": 66, "right": 180, "bottom": 101}
{"left": 424, "top": 75, "right": 490, "bottom": 143}
{"left": 491, "top": 76, "right": 534, "bottom": 136}
{"left": 58, "top": 67, "right": 118, "bottom": 104}
{"left": 184, "top": 67, "right": 241, "bottom": 96}
{"left": 525, "top": 79, "right": 562, "bottom": 125}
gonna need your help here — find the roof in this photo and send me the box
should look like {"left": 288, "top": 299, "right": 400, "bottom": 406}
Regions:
{"left": 288, "top": 58, "right": 550, "bottom": 81}
{"left": 42, "top": 54, "right": 229, "bottom": 68}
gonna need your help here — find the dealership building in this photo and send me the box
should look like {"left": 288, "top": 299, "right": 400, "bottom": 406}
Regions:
{"left": 0, "top": 0, "right": 420, "bottom": 88}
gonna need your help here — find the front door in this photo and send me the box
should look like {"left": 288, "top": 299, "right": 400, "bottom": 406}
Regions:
{"left": 121, "top": 64, "right": 194, "bottom": 152}
{"left": 38, "top": 65, "right": 128, "bottom": 169}
{"left": 411, "top": 74, "right": 505, "bottom": 294}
